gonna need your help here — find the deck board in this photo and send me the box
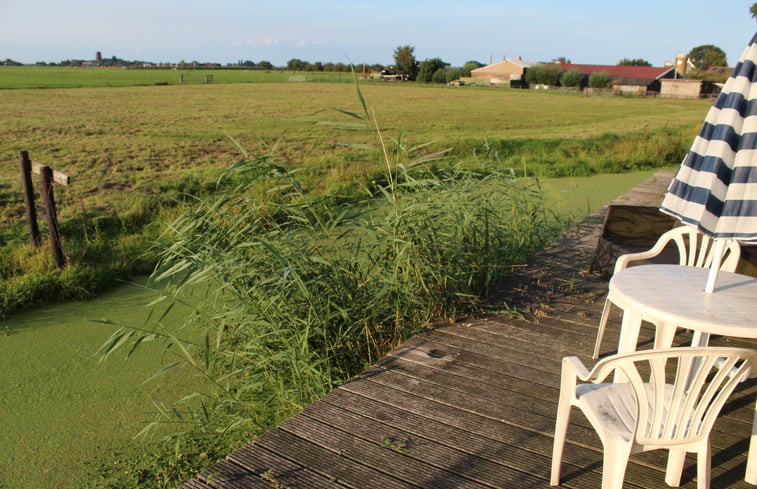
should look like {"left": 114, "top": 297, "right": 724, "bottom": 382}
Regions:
{"left": 184, "top": 170, "right": 757, "bottom": 488}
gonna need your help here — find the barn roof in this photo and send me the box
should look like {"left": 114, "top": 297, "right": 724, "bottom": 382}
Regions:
{"left": 555, "top": 63, "right": 675, "bottom": 81}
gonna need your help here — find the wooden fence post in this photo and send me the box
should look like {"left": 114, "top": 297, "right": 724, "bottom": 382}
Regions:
{"left": 38, "top": 165, "right": 66, "bottom": 268}
{"left": 18, "top": 150, "right": 41, "bottom": 247}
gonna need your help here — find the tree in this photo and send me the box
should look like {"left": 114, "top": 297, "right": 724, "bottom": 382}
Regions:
{"left": 751, "top": 2, "right": 757, "bottom": 19}
{"left": 688, "top": 45, "right": 728, "bottom": 69}
{"left": 525, "top": 64, "right": 562, "bottom": 86}
{"left": 417, "top": 57, "right": 449, "bottom": 83}
{"left": 588, "top": 71, "right": 610, "bottom": 88}
{"left": 617, "top": 58, "right": 651, "bottom": 67}
{"left": 445, "top": 68, "right": 463, "bottom": 83}
{"left": 287, "top": 58, "right": 309, "bottom": 71}
{"left": 559, "top": 68, "right": 584, "bottom": 87}
{"left": 393, "top": 45, "right": 417, "bottom": 81}
{"left": 462, "top": 60, "right": 484, "bottom": 77}
{"left": 258, "top": 60, "right": 274, "bottom": 70}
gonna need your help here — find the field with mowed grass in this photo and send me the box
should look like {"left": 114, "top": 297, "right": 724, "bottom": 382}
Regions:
{"left": 0, "top": 74, "right": 710, "bottom": 318}
{"left": 0, "top": 65, "right": 354, "bottom": 89}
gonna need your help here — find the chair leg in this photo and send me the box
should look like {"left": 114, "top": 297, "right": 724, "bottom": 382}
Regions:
{"left": 665, "top": 448, "right": 687, "bottom": 487}
{"left": 601, "top": 443, "right": 631, "bottom": 489}
{"left": 550, "top": 399, "right": 572, "bottom": 486}
{"left": 593, "top": 299, "right": 612, "bottom": 359}
{"left": 696, "top": 443, "right": 711, "bottom": 489}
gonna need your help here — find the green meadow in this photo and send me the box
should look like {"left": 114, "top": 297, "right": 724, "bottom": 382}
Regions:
{"left": 0, "top": 73, "right": 709, "bottom": 316}
{"left": 0, "top": 66, "right": 353, "bottom": 89}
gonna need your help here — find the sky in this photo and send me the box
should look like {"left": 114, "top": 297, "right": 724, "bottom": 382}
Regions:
{"left": 1, "top": 1, "right": 756, "bottom": 68}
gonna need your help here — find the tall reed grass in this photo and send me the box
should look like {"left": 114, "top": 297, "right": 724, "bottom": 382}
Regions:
{"left": 96, "top": 81, "right": 562, "bottom": 486}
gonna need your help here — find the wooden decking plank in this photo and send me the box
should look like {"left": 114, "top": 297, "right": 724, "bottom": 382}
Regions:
{"left": 437, "top": 320, "right": 597, "bottom": 360}
{"left": 179, "top": 479, "right": 215, "bottom": 489}
{"left": 199, "top": 459, "right": 275, "bottom": 488}
{"left": 426, "top": 328, "right": 563, "bottom": 373}
{"left": 387, "top": 332, "right": 753, "bottom": 450}
{"left": 338, "top": 368, "right": 669, "bottom": 488}
{"left": 228, "top": 442, "right": 350, "bottom": 488}
{"left": 384, "top": 342, "right": 560, "bottom": 403}
{"left": 355, "top": 356, "right": 752, "bottom": 477}
{"left": 375, "top": 353, "right": 560, "bottom": 420}
{"left": 387, "top": 338, "right": 754, "bottom": 451}
{"left": 299, "top": 397, "right": 555, "bottom": 489}
{"left": 320, "top": 385, "right": 613, "bottom": 489}
{"left": 253, "top": 427, "right": 416, "bottom": 489}
{"left": 276, "top": 409, "right": 491, "bottom": 489}
{"left": 385, "top": 336, "right": 561, "bottom": 391}
{"left": 346, "top": 368, "right": 603, "bottom": 458}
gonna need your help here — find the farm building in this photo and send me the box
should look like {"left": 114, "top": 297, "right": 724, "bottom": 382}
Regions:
{"left": 660, "top": 78, "right": 723, "bottom": 98}
{"left": 555, "top": 63, "right": 679, "bottom": 95}
{"left": 468, "top": 56, "right": 538, "bottom": 86}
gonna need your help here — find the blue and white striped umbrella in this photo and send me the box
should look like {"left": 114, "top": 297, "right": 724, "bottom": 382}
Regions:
{"left": 660, "top": 32, "right": 757, "bottom": 291}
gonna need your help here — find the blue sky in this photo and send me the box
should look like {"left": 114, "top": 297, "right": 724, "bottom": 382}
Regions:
{"left": 1, "top": 1, "right": 756, "bottom": 67}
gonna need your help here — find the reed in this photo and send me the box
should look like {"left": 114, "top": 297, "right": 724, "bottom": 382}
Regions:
{"left": 96, "top": 84, "right": 561, "bottom": 485}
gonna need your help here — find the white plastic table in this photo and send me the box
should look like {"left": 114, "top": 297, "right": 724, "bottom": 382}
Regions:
{"left": 608, "top": 264, "right": 757, "bottom": 484}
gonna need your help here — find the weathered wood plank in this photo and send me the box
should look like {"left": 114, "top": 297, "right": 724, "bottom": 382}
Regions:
{"left": 276, "top": 411, "right": 491, "bottom": 488}
{"left": 300, "top": 398, "right": 553, "bottom": 488}
{"left": 199, "top": 459, "right": 274, "bottom": 488}
{"left": 320, "top": 384, "right": 613, "bottom": 489}
{"left": 179, "top": 479, "right": 215, "bottom": 489}
{"left": 229, "top": 442, "right": 350, "bottom": 488}
{"left": 339, "top": 369, "right": 669, "bottom": 488}
{"left": 254, "top": 427, "right": 416, "bottom": 489}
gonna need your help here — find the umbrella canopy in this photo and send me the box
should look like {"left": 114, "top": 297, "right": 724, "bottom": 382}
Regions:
{"left": 660, "top": 32, "right": 757, "bottom": 243}
{"left": 660, "top": 32, "right": 757, "bottom": 291}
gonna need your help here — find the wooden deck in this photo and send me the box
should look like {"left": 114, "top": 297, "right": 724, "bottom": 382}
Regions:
{"left": 183, "top": 171, "right": 757, "bottom": 489}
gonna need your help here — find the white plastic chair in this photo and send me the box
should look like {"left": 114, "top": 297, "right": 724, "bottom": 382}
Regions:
{"left": 593, "top": 226, "right": 741, "bottom": 359}
{"left": 551, "top": 347, "right": 756, "bottom": 489}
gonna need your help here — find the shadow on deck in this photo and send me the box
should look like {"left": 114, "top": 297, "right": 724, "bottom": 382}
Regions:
{"left": 182, "top": 171, "right": 757, "bottom": 489}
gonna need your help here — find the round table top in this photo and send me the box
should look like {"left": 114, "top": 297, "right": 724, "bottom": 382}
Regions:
{"left": 609, "top": 264, "right": 757, "bottom": 338}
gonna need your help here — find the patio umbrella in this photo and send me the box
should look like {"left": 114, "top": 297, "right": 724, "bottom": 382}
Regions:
{"left": 660, "top": 31, "right": 757, "bottom": 292}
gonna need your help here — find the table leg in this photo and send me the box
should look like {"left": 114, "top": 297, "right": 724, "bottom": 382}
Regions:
{"left": 746, "top": 401, "right": 757, "bottom": 484}
{"left": 653, "top": 322, "right": 676, "bottom": 349}
{"left": 616, "top": 309, "right": 642, "bottom": 354}
{"left": 614, "top": 309, "right": 642, "bottom": 383}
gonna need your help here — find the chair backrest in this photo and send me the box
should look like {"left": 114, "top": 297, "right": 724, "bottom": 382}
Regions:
{"left": 589, "top": 347, "right": 756, "bottom": 448}
{"left": 653, "top": 226, "right": 741, "bottom": 272}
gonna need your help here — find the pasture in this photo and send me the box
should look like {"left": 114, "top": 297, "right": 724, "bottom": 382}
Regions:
{"left": 0, "top": 66, "right": 354, "bottom": 89}
{"left": 0, "top": 75, "right": 709, "bottom": 226}
{"left": 0, "top": 76, "right": 711, "bottom": 316}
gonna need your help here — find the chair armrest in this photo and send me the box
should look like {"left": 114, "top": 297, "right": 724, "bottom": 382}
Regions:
{"left": 562, "top": 356, "right": 591, "bottom": 381}
{"left": 613, "top": 249, "right": 662, "bottom": 274}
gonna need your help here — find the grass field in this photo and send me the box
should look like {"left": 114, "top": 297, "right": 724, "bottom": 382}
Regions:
{"left": 0, "top": 78, "right": 711, "bottom": 317}
{"left": 0, "top": 66, "right": 354, "bottom": 89}
{"left": 0, "top": 79, "right": 709, "bottom": 227}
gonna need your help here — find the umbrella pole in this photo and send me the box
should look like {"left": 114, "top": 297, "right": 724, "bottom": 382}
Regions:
{"left": 704, "top": 239, "right": 726, "bottom": 293}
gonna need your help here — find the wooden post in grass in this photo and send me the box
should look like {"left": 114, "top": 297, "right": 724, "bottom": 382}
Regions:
{"left": 38, "top": 165, "right": 66, "bottom": 268}
{"left": 18, "top": 150, "right": 41, "bottom": 247}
